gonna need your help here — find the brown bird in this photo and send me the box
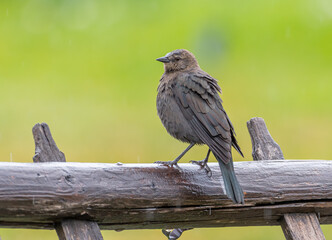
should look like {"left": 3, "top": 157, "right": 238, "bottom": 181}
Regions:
{"left": 155, "top": 49, "right": 244, "bottom": 204}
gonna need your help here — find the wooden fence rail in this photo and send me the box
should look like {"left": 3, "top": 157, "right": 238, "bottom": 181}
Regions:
{"left": 0, "top": 118, "right": 330, "bottom": 240}
{"left": 0, "top": 160, "right": 331, "bottom": 230}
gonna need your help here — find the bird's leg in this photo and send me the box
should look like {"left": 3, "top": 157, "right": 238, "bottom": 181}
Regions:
{"left": 190, "top": 149, "right": 212, "bottom": 177}
{"left": 155, "top": 143, "right": 195, "bottom": 168}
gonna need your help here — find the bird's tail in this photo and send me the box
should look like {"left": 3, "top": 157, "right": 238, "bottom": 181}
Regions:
{"left": 216, "top": 156, "right": 244, "bottom": 204}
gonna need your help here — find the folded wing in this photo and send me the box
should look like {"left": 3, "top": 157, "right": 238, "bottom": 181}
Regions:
{"left": 173, "top": 72, "right": 243, "bottom": 164}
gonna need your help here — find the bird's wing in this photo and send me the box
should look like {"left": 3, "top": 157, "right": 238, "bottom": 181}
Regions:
{"left": 173, "top": 72, "right": 243, "bottom": 164}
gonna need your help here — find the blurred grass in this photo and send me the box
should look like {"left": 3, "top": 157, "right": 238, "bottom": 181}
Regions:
{"left": 0, "top": 0, "right": 332, "bottom": 239}
{"left": 0, "top": 225, "right": 332, "bottom": 240}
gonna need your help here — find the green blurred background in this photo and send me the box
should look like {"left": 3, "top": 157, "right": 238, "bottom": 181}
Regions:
{"left": 0, "top": 0, "right": 331, "bottom": 239}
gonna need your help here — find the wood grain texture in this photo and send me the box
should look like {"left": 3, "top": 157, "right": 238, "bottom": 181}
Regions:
{"left": 55, "top": 220, "right": 103, "bottom": 240}
{"left": 32, "top": 123, "right": 66, "bottom": 162}
{"left": 0, "top": 161, "right": 331, "bottom": 229}
{"left": 281, "top": 214, "right": 326, "bottom": 240}
{"left": 247, "top": 117, "right": 284, "bottom": 160}
{"left": 32, "top": 123, "right": 103, "bottom": 240}
{"left": 247, "top": 117, "right": 325, "bottom": 240}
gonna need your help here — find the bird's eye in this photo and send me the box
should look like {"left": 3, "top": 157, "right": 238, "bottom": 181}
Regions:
{"left": 174, "top": 57, "right": 180, "bottom": 61}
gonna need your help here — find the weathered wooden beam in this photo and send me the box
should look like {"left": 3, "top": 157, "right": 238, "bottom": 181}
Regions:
{"left": 55, "top": 220, "right": 104, "bottom": 240}
{"left": 0, "top": 160, "right": 331, "bottom": 229}
{"left": 32, "top": 123, "right": 103, "bottom": 240}
{"left": 33, "top": 123, "right": 66, "bottom": 163}
{"left": 281, "top": 214, "right": 326, "bottom": 240}
{"left": 247, "top": 117, "right": 326, "bottom": 240}
{"left": 247, "top": 117, "right": 284, "bottom": 160}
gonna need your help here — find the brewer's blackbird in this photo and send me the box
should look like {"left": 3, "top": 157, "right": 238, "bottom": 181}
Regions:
{"left": 155, "top": 49, "right": 244, "bottom": 204}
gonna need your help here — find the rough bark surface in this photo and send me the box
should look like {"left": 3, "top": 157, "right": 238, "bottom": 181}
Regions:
{"left": 32, "top": 123, "right": 103, "bottom": 240}
{"left": 0, "top": 161, "right": 331, "bottom": 229}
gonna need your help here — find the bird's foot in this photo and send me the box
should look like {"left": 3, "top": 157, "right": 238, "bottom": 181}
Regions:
{"left": 154, "top": 160, "right": 180, "bottom": 169}
{"left": 190, "top": 159, "right": 212, "bottom": 177}
{"left": 162, "top": 228, "right": 193, "bottom": 240}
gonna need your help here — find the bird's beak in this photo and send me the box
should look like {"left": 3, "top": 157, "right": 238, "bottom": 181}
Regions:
{"left": 156, "top": 56, "right": 170, "bottom": 63}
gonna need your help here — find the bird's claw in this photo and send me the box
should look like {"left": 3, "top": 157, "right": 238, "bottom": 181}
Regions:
{"left": 154, "top": 160, "right": 180, "bottom": 169}
{"left": 190, "top": 160, "right": 212, "bottom": 177}
{"left": 162, "top": 228, "right": 193, "bottom": 240}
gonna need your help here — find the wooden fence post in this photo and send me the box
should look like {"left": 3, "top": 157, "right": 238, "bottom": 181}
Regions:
{"left": 32, "top": 123, "right": 104, "bottom": 240}
{"left": 247, "top": 117, "right": 326, "bottom": 240}
{"left": 281, "top": 213, "right": 326, "bottom": 240}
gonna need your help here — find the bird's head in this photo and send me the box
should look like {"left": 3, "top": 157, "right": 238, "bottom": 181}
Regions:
{"left": 156, "top": 49, "right": 199, "bottom": 73}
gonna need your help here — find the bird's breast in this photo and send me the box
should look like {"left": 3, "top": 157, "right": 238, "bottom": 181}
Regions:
{"left": 156, "top": 87, "right": 202, "bottom": 144}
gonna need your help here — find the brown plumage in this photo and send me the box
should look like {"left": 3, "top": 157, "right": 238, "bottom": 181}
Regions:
{"left": 156, "top": 49, "right": 244, "bottom": 204}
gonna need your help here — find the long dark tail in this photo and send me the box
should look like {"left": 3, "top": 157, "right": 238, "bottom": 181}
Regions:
{"left": 216, "top": 156, "right": 244, "bottom": 204}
